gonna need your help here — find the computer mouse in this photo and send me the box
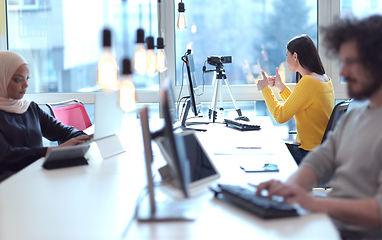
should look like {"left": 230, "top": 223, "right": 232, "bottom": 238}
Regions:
{"left": 235, "top": 116, "right": 250, "bottom": 122}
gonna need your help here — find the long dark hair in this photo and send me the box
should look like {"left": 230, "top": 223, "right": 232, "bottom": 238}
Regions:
{"left": 287, "top": 35, "right": 325, "bottom": 83}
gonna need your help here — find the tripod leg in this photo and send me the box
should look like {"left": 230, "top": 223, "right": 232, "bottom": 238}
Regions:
{"left": 219, "top": 79, "right": 224, "bottom": 111}
{"left": 212, "top": 79, "right": 221, "bottom": 122}
{"left": 224, "top": 78, "right": 242, "bottom": 117}
{"left": 209, "top": 73, "right": 219, "bottom": 120}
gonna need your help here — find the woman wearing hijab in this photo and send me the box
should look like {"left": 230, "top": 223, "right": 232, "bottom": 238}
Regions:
{"left": 257, "top": 35, "right": 335, "bottom": 165}
{"left": 0, "top": 51, "right": 91, "bottom": 181}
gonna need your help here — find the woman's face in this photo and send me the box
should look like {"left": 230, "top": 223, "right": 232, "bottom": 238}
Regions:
{"left": 286, "top": 50, "right": 298, "bottom": 73}
{"left": 7, "top": 64, "right": 29, "bottom": 100}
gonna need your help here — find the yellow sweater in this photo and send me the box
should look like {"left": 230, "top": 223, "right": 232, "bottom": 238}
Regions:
{"left": 261, "top": 75, "right": 334, "bottom": 151}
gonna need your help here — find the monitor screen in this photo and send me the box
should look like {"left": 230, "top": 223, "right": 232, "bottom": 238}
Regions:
{"left": 185, "top": 53, "right": 202, "bottom": 116}
{"left": 156, "top": 131, "right": 220, "bottom": 190}
{"left": 159, "top": 79, "right": 191, "bottom": 197}
{"left": 164, "top": 78, "right": 182, "bottom": 130}
{"left": 94, "top": 89, "right": 123, "bottom": 140}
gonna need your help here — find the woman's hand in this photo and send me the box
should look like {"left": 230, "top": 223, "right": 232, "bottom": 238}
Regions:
{"left": 60, "top": 135, "right": 93, "bottom": 147}
{"left": 257, "top": 70, "right": 271, "bottom": 91}
{"left": 273, "top": 67, "right": 286, "bottom": 92}
{"left": 45, "top": 135, "right": 93, "bottom": 156}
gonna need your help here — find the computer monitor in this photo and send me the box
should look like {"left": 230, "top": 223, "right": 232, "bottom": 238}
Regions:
{"left": 158, "top": 79, "right": 191, "bottom": 198}
{"left": 138, "top": 79, "right": 193, "bottom": 221}
{"left": 156, "top": 131, "right": 220, "bottom": 197}
{"left": 185, "top": 51, "right": 202, "bottom": 117}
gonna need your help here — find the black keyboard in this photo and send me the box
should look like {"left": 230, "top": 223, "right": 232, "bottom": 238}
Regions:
{"left": 223, "top": 119, "right": 260, "bottom": 131}
{"left": 211, "top": 184, "right": 298, "bottom": 219}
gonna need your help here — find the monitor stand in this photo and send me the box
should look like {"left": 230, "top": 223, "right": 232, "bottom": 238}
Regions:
{"left": 181, "top": 100, "right": 208, "bottom": 132}
{"left": 137, "top": 194, "right": 196, "bottom": 222}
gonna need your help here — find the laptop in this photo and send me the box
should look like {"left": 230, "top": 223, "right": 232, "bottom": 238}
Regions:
{"left": 86, "top": 89, "right": 125, "bottom": 158}
{"left": 46, "top": 89, "right": 125, "bottom": 164}
{"left": 59, "top": 90, "right": 125, "bottom": 159}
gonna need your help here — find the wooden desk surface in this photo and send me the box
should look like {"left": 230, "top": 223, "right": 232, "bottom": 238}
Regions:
{"left": 0, "top": 117, "right": 340, "bottom": 240}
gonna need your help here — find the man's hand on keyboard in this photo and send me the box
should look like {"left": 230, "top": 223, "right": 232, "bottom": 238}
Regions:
{"left": 256, "top": 179, "right": 317, "bottom": 211}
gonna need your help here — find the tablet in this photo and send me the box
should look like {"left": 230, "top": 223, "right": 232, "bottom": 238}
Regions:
{"left": 42, "top": 145, "right": 90, "bottom": 170}
{"left": 155, "top": 131, "right": 220, "bottom": 195}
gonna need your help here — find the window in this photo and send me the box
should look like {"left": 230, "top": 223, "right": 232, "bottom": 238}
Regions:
{"left": 339, "top": 0, "right": 382, "bottom": 83}
{"left": 341, "top": 0, "right": 382, "bottom": 18}
{"left": 3, "top": 0, "right": 376, "bottom": 103}
{"left": 6, "top": 0, "right": 159, "bottom": 97}
{"left": 174, "top": 0, "right": 318, "bottom": 89}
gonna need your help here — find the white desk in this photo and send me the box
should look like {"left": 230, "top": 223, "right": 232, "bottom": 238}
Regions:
{"left": 0, "top": 117, "right": 340, "bottom": 240}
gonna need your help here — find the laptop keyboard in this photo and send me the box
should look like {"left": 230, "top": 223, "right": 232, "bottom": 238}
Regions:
{"left": 211, "top": 184, "right": 298, "bottom": 219}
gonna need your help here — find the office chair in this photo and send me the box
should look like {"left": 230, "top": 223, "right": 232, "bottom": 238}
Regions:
{"left": 46, "top": 99, "right": 92, "bottom": 131}
{"left": 286, "top": 99, "right": 352, "bottom": 162}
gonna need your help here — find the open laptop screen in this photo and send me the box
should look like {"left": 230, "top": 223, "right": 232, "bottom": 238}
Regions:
{"left": 94, "top": 90, "right": 123, "bottom": 140}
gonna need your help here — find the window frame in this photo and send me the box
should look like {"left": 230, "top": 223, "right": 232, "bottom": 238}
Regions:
{"left": 7, "top": 0, "right": 42, "bottom": 11}
{"left": 2, "top": 0, "right": 348, "bottom": 104}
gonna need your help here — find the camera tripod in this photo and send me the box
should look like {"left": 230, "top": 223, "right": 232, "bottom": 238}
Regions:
{"left": 208, "top": 64, "right": 242, "bottom": 122}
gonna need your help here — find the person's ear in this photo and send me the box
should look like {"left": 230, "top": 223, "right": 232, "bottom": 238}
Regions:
{"left": 293, "top": 52, "right": 298, "bottom": 61}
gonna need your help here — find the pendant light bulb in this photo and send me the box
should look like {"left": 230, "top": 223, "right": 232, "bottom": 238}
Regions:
{"left": 177, "top": 2, "right": 187, "bottom": 31}
{"left": 98, "top": 29, "right": 118, "bottom": 89}
{"left": 146, "top": 36, "right": 157, "bottom": 76}
{"left": 119, "top": 58, "right": 136, "bottom": 112}
{"left": 134, "top": 29, "right": 148, "bottom": 74}
{"left": 156, "top": 37, "right": 167, "bottom": 72}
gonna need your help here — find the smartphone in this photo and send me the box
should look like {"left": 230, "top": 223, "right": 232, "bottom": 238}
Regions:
{"left": 240, "top": 163, "right": 279, "bottom": 173}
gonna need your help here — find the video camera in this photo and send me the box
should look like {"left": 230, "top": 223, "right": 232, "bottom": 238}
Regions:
{"left": 207, "top": 55, "right": 232, "bottom": 66}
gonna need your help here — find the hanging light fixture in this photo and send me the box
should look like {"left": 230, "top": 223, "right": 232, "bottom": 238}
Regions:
{"left": 120, "top": 58, "right": 136, "bottom": 112}
{"left": 134, "top": 28, "right": 148, "bottom": 74}
{"left": 146, "top": 0, "right": 157, "bottom": 76}
{"left": 98, "top": 28, "right": 118, "bottom": 89}
{"left": 156, "top": 0, "right": 166, "bottom": 72}
{"left": 120, "top": 0, "right": 136, "bottom": 112}
{"left": 146, "top": 36, "right": 157, "bottom": 76}
{"left": 177, "top": 0, "right": 187, "bottom": 31}
{"left": 133, "top": 2, "right": 147, "bottom": 74}
{"left": 156, "top": 37, "right": 167, "bottom": 72}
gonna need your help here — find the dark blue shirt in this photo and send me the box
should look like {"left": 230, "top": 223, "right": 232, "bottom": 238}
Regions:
{"left": 0, "top": 101, "right": 84, "bottom": 175}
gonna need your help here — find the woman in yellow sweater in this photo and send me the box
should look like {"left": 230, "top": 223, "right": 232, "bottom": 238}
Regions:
{"left": 257, "top": 35, "right": 334, "bottom": 164}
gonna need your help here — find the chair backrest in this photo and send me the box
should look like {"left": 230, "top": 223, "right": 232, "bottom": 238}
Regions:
{"left": 321, "top": 99, "right": 352, "bottom": 143}
{"left": 46, "top": 99, "right": 92, "bottom": 131}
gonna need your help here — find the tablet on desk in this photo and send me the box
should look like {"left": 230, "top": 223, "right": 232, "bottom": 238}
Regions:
{"left": 42, "top": 145, "right": 90, "bottom": 170}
